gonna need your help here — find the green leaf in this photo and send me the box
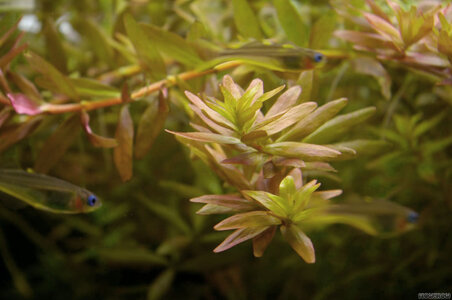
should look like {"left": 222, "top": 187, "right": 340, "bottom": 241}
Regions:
{"left": 332, "top": 139, "right": 391, "bottom": 157}
{"left": 303, "top": 107, "right": 376, "bottom": 144}
{"left": 414, "top": 112, "right": 446, "bottom": 138}
{"left": 137, "top": 195, "right": 192, "bottom": 234}
{"left": 279, "top": 98, "right": 348, "bottom": 141}
{"left": 232, "top": 0, "right": 263, "bottom": 39}
{"left": 123, "top": 14, "right": 166, "bottom": 81}
{"left": 273, "top": 0, "right": 308, "bottom": 46}
{"left": 293, "top": 180, "right": 320, "bottom": 211}
{"left": 34, "top": 114, "right": 80, "bottom": 174}
{"left": 141, "top": 24, "right": 203, "bottom": 67}
{"left": 280, "top": 224, "right": 315, "bottom": 263}
{"left": 296, "top": 70, "right": 314, "bottom": 103}
{"left": 25, "top": 52, "right": 79, "bottom": 100}
{"left": 214, "top": 211, "right": 281, "bottom": 230}
{"left": 147, "top": 269, "right": 175, "bottom": 300}
{"left": 70, "top": 78, "right": 120, "bottom": 99}
{"left": 264, "top": 142, "right": 341, "bottom": 161}
{"left": 42, "top": 17, "right": 67, "bottom": 73}
{"left": 279, "top": 175, "right": 297, "bottom": 205}
{"left": 309, "top": 13, "right": 337, "bottom": 49}
{"left": 72, "top": 18, "right": 114, "bottom": 65}
{"left": 114, "top": 105, "right": 134, "bottom": 182}
{"left": 96, "top": 248, "right": 168, "bottom": 266}
{"left": 243, "top": 190, "right": 288, "bottom": 217}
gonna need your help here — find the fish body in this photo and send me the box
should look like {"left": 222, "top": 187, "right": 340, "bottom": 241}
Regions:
{"left": 0, "top": 169, "right": 101, "bottom": 214}
{"left": 197, "top": 41, "right": 325, "bottom": 72}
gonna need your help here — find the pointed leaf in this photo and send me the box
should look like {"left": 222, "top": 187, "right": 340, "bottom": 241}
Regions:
{"left": 214, "top": 227, "right": 268, "bottom": 253}
{"left": 273, "top": 0, "right": 308, "bottom": 46}
{"left": 34, "top": 114, "right": 80, "bottom": 173}
{"left": 351, "top": 57, "right": 391, "bottom": 99}
{"left": 80, "top": 111, "right": 118, "bottom": 148}
{"left": 281, "top": 225, "right": 315, "bottom": 263}
{"left": 214, "top": 211, "right": 281, "bottom": 231}
{"left": 123, "top": 14, "right": 166, "bottom": 81}
{"left": 114, "top": 105, "right": 134, "bottom": 182}
{"left": 303, "top": 107, "right": 376, "bottom": 144}
{"left": 232, "top": 0, "right": 262, "bottom": 39}
{"left": 265, "top": 86, "right": 300, "bottom": 118}
{"left": 280, "top": 98, "right": 348, "bottom": 141}
{"left": 135, "top": 89, "right": 169, "bottom": 158}
{"left": 264, "top": 142, "right": 341, "bottom": 161}
{"left": 167, "top": 130, "right": 241, "bottom": 144}
{"left": 243, "top": 190, "right": 288, "bottom": 217}
{"left": 253, "top": 226, "right": 276, "bottom": 257}
{"left": 24, "top": 52, "right": 78, "bottom": 99}
{"left": 7, "top": 93, "right": 42, "bottom": 115}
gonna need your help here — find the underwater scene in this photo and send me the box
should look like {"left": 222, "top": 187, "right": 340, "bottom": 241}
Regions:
{"left": 0, "top": 0, "right": 451, "bottom": 299}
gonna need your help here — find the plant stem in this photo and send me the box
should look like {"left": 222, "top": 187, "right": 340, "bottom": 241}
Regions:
{"left": 40, "top": 62, "right": 242, "bottom": 114}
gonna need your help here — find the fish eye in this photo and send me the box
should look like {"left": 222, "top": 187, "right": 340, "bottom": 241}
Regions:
{"left": 87, "top": 194, "right": 97, "bottom": 207}
{"left": 406, "top": 211, "right": 419, "bottom": 223}
{"left": 313, "top": 53, "right": 324, "bottom": 63}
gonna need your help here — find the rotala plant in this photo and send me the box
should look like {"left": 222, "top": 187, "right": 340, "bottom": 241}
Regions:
{"left": 169, "top": 75, "right": 418, "bottom": 263}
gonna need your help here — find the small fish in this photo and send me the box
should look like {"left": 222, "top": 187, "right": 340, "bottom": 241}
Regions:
{"left": 219, "top": 43, "right": 325, "bottom": 71}
{"left": 0, "top": 169, "right": 101, "bottom": 214}
{"left": 197, "top": 41, "right": 325, "bottom": 72}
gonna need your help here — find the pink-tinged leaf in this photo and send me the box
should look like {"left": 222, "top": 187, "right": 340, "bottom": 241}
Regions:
{"left": 222, "top": 75, "right": 242, "bottom": 99}
{"left": 280, "top": 225, "right": 315, "bottom": 263}
{"left": 190, "top": 105, "right": 234, "bottom": 135}
{"left": 114, "top": 105, "right": 134, "bottom": 182}
{"left": 313, "top": 190, "right": 342, "bottom": 200}
{"left": 400, "top": 52, "right": 450, "bottom": 67}
{"left": 185, "top": 91, "right": 237, "bottom": 130}
{"left": 191, "top": 194, "right": 257, "bottom": 211}
{"left": 366, "top": 0, "right": 391, "bottom": 22}
{"left": 214, "top": 227, "right": 268, "bottom": 253}
{"left": 364, "top": 13, "right": 403, "bottom": 50}
{"left": 80, "top": 111, "right": 118, "bottom": 148}
{"left": 273, "top": 157, "right": 305, "bottom": 168}
{"left": 279, "top": 98, "right": 348, "bottom": 141}
{"left": 241, "top": 130, "right": 268, "bottom": 143}
{"left": 264, "top": 142, "right": 341, "bottom": 161}
{"left": 34, "top": 114, "right": 80, "bottom": 173}
{"left": 135, "top": 88, "right": 169, "bottom": 159}
{"left": 214, "top": 211, "right": 281, "bottom": 231}
{"left": 351, "top": 57, "right": 391, "bottom": 99}
{"left": 7, "top": 93, "right": 42, "bottom": 115}
{"left": 222, "top": 152, "right": 265, "bottom": 165}
{"left": 253, "top": 226, "right": 276, "bottom": 257}
{"left": 303, "top": 162, "right": 337, "bottom": 172}
{"left": 242, "top": 190, "right": 288, "bottom": 217}
{"left": 0, "top": 117, "right": 42, "bottom": 153}
{"left": 258, "top": 102, "right": 317, "bottom": 135}
{"left": 166, "top": 130, "right": 241, "bottom": 144}
{"left": 335, "top": 30, "right": 397, "bottom": 51}
{"left": 196, "top": 204, "right": 239, "bottom": 215}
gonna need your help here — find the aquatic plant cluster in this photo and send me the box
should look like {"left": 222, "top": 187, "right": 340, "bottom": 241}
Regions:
{"left": 0, "top": 0, "right": 450, "bottom": 299}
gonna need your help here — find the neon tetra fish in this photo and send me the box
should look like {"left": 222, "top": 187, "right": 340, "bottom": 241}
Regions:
{"left": 197, "top": 42, "right": 326, "bottom": 72}
{"left": 0, "top": 169, "right": 101, "bottom": 214}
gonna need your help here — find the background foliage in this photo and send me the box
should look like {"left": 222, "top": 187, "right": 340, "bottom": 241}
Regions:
{"left": 0, "top": 0, "right": 451, "bottom": 299}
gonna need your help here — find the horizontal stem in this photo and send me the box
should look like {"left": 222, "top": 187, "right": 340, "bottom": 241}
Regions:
{"left": 40, "top": 61, "right": 241, "bottom": 114}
